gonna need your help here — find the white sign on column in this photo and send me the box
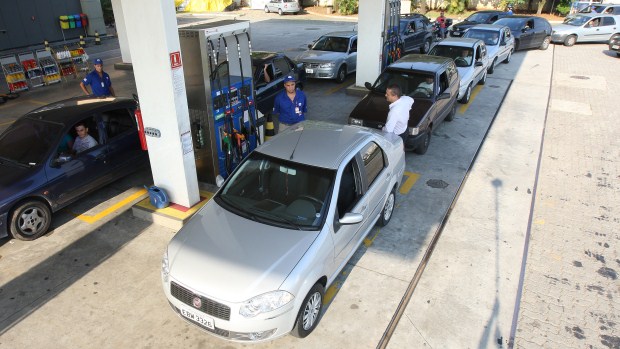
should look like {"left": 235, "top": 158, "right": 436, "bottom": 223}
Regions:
{"left": 120, "top": 0, "right": 199, "bottom": 208}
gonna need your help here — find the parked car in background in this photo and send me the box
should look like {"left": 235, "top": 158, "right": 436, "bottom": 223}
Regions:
{"left": 567, "top": 3, "right": 620, "bottom": 19}
{"left": 349, "top": 54, "right": 459, "bottom": 154}
{"left": 264, "top": 0, "right": 300, "bottom": 15}
{"left": 463, "top": 24, "right": 515, "bottom": 73}
{"left": 162, "top": 121, "right": 405, "bottom": 342}
{"left": 0, "top": 96, "right": 148, "bottom": 241}
{"left": 609, "top": 33, "right": 620, "bottom": 56}
{"left": 399, "top": 14, "right": 434, "bottom": 53}
{"left": 448, "top": 10, "right": 510, "bottom": 37}
{"left": 428, "top": 38, "right": 489, "bottom": 103}
{"left": 251, "top": 51, "right": 306, "bottom": 115}
{"left": 552, "top": 14, "right": 620, "bottom": 46}
{"left": 296, "top": 31, "right": 357, "bottom": 83}
{"left": 494, "top": 15, "right": 552, "bottom": 51}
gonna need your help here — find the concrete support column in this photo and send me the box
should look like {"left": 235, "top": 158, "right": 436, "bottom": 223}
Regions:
{"left": 111, "top": 0, "right": 131, "bottom": 63}
{"left": 120, "top": 0, "right": 199, "bottom": 208}
{"left": 355, "top": 0, "right": 387, "bottom": 87}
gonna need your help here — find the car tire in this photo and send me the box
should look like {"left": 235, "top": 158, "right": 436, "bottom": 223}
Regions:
{"left": 540, "top": 35, "right": 551, "bottom": 50}
{"left": 291, "top": 283, "right": 324, "bottom": 338}
{"left": 564, "top": 35, "right": 576, "bottom": 47}
{"left": 445, "top": 102, "right": 456, "bottom": 122}
{"left": 9, "top": 200, "right": 51, "bottom": 241}
{"left": 478, "top": 70, "right": 487, "bottom": 85}
{"left": 503, "top": 50, "right": 512, "bottom": 64}
{"left": 459, "top": 84, "right": 472, "bottom": 104}
{"left": 421, "top": 39, "right": 431, "bottom": 54}
{"left": 488, "top": 58, "right": 496, "bottom": 74}
{"left": 335, "top": 65, "right": 346, "bottom": 84}
{"left": 377, "top": 188, "right": 395, "bottom": 227}
{"left": 278, "top": 8, "right": 283, "bottom": 16}
{"left": 264, "top": 6, "right": 269, "bottom": 13}
{"left": 414, "top": 131, "right": 431, "bottom": 155}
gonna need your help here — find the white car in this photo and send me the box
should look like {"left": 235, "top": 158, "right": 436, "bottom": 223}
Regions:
{"left": 428, "top": 38, "right": 490, "bottom": 104}
{"left": 463, "top": 24, "right": 515, "bottom": 74}
{"left": 264, "top": 0, "right": 300, "bottom": 15}
{"left": 162, "top": 121, "right": 405, "bottom": 342}
{"left": 552, "top": 14, "right": 620, "bottom": 46}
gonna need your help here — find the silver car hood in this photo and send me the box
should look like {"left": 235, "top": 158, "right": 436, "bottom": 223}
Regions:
{"left": 168, "top": 200, "right": 319, "bottom": 303}
{"left": 297, "top": 50, "right": 346, "bottom": 63}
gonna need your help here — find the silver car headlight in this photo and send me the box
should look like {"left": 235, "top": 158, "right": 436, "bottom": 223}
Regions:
{"left": 349, "top": 118, "right": 363, "bottom": 126}
{"left": 319, "top": 62, "right": 335, "bottom": 68}
{"left": 161, "top": 250, "right": 170, "bottom": 284}
{"left": 239, "top": 291, "right": 294, "bottom": 318}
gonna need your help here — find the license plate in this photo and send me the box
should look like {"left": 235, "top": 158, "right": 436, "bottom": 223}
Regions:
{"left": 305, "top": 68, "right": 314, "bottom": 74}
{"left": 612, "top": 45, "right": 619, "bottom": 49}
{"left": 180, "top": 307, "right": 215, "bottom": 330}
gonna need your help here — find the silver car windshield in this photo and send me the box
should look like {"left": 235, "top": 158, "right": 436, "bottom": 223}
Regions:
{"left": 311, "top": 36, "right": 349, "bottom": 53}
{"left": 564, "top": 16, "right": 590, "bottom": 26}
{"left": 216, "top": 152, "right": 334, "bottom": 230}
{"left": 464, "top": 29, "right": 499, "bottom": 46}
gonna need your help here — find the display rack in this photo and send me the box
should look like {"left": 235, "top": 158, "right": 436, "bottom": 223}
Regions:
{"left": 18, "top": 51, "right": 44, "bottom": 88}
{"left": 52, "top": 45, "right": 77, "bottom": 79}
{"left": 36, "top": 49, "right": 61, "bottom": 85}
{"left": 1, "top": 54, "right": 29, "bottom": 92}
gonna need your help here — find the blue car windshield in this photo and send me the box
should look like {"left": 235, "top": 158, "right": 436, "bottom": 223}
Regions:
{"left": 311, "top": 36, "right": 349, "bottom": 52}
{"left": 0, "top": 118, "right": 62, "bottom": 166}
{"left": 215, "top": 152, "right": 335, "bottom": 230}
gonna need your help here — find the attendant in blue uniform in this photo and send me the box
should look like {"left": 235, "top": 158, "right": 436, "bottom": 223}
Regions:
{"left": 80, "top": 58, "right": 115, "bottom": 97}
{"left": 273, "top": 75, "right": 307, "bottom": 133}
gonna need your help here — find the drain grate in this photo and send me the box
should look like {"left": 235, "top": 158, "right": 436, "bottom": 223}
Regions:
{"left": 570, "top": 75, "right": 590, "bottom": 80}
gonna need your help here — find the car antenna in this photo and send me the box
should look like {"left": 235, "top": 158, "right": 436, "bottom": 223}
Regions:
{"left": 289, "top": 126, "right": 304, "bottom": 160}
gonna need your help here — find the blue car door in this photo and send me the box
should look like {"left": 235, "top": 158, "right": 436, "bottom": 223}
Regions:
{"left": 99, "top": 108, "right": 145, "bottom": 177}
{"left": 44, "top": 115, "right": 110, "bottom": 207}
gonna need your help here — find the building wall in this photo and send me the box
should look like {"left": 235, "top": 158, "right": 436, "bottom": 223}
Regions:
{"left": 0, "top": 0, "right": 87, "bottom": 51}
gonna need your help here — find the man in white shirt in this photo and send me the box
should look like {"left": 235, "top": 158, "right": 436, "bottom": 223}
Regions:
{"left": 72, "top": 122, "right": 99, "bottom": 154}
{"left": 383, "top": 84, "right": 414, "bottom": 144}
{"left": 415, "top": 76, "right": 435, "bottom": 97}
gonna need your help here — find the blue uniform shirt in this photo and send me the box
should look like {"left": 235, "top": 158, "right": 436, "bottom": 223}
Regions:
{"left": 83, "top": 70, "right": 113, "bottom": 96}
{"left": 273, "top": 89, "right": 307, "bottom": 125}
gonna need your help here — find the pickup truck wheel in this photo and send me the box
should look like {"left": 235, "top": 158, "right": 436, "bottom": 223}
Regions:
{"left": 10, "top": 200, "right": 51, "bottom": 241}
{"left": 445, "top": 103, "right": 456, "bottom": 122}
{"left": 377, "top": 188, "right": 395, "bottom": 227}
{"left": 478, "top": 70, "right": 487, "bottom": 85}
{"left": 421, "top": 39, "right": 431, "bottom": 54}
{"left": 335, "top": 65, "right": 346, "bottom": 83}
{"left": 488, "top": 58, "right": 496, "bottom": 74}
{"left": 564, "top": 35, "right": 576, "bottom": 47}
{"left": 414, "top": 131, "right": 431, "bottom": 155}
{"left": 503, "top": 50, "right": 512, "bottom": 64}
{"left": 264, "top": 6, "right": 269, "bottom": 13}
{"left": 540, "top": 35, "right": 551, "bottom": 50}
{"left": 459, "top": 84, "right": 472, "bottom": 104}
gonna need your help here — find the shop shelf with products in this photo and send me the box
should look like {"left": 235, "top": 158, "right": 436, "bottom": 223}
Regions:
{"left": 68, "top": 42, "right": 89, "bottom": 75}
{"left": 1, "top": 54, "right": 29, "bottom": 92}
{"left": 18, "top": 51, "right": 45, "bottom": 88}
{"left": 52, "top": 45, "right": 78, "bottom": 79}
{"left": 36, "top": 49, "right": 62, "bottom": 85}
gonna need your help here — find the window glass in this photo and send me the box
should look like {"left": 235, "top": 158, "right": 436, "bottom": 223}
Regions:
{"left": 101, "top": 108, "right": 136, "bottom": 139}
{"left": 336, "top": 161, "right": 360, "bottom": 218}
{"left": 0, "top": 118, "right": 62, "bottom": 165}
{"left": 360, "top": 142, "right": 385, "bottom": 187}
{"left": 602, "top": 17, "right": 615, "bottom": 26}
{"left": 273, "top": 58, "right": 290, "bottom": 78}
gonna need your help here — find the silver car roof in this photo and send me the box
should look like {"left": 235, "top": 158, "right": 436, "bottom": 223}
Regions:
{"left": 435, "top": 37, "right": 483, "bottom": 47}
{"left": 468, "top": 24, "right": 509, "bottom": 31}
{"left": 257, "top": 121, "right": 376, "bottom": 170}
{"left": 322, "top": 31, "right": 357, "bottom": 38}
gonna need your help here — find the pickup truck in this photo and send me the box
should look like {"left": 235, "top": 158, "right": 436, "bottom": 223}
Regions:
{"left": 348, "top": 54, "right": 460, "bottom": 154}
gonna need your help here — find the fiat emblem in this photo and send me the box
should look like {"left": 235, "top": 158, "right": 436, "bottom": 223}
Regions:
{"left": 192, "top": 297, "right": 202, "bottom": 308}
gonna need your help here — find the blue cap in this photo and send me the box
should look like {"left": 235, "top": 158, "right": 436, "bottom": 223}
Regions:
{"left": 94, "top": 58, "right": 103, "bottom": 65}
{"left": 283, "top": 75, "right": 296, "bottom": 83}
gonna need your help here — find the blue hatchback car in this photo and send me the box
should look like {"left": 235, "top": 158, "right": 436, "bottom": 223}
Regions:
{"left": 0, "top": 96, "right": 148, "bottom": 241}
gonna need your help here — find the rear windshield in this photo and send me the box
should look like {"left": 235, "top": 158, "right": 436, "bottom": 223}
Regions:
{"left": 0, "top": 118, "right": 63, "bottom": 166}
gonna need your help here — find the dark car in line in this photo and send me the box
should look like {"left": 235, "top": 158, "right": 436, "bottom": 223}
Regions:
{"left": 449, "top": 10, "right": 510, "bottom": 37}
{"left": 0, "top": 96, "right": 148, "bottom": 241}
{"left": 252, "top": 51, "right": 306, "bottom": 115}
{"left": 399, "top": 14, "right": 435, "bottom": 54}
{"left": 348, "top": 54, "right": 459, "bottom": 155}
{"left": 494, "top": 15, "right": 552, "bottom": 51}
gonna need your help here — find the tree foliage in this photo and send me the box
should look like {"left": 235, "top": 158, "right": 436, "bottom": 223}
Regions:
{"left": 335, "top": 0, "right": 358, "bottom": 15}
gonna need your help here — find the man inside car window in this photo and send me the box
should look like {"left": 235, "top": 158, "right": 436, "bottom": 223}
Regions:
{"left": 72, "top": 122, "right": 98, "bottom": 154}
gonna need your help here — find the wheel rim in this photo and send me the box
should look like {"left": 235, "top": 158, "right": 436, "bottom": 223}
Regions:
{"left": 466, "top": 86, "right": 471, "bottom": 101}
{"left": 543, "top": 37, "right": 550, "bottom": 48}
{"left": 278, "top": 9, "right": 282, "bottom": 15}
{"left": 507, "top": 52, "right": 511, "bottom": 62}
{"left": 383, "top": 192, "right": 394, "bottom": 222}
{"left": 264, "top": 6, "right": 268, "bottom": 12}
{"left": 338, "top": 68, "right": 345, "bottom": 81}
{"left": 302, "top": 292, "right": 322, "bottom": 330}
{"left": 18, "top": 207, "right": 46, "bottom": 236}
{"left": 568, "top": 37, "right": 575, "bottom": 45}
{"left": 424, "top": 40, "right": 430, "bottom": 52}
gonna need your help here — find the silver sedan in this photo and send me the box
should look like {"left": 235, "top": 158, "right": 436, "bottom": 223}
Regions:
{"left": 296, "top": 31, "right": 358, "bottom": 83}
{"left": 264, "top": 0, "right": 300, "bottom": 15}
{"left": 162, "top": 121, "right": 405, "bottom": 342}
{"left": 463, "top": 24, "right": 515, "bottom": 74}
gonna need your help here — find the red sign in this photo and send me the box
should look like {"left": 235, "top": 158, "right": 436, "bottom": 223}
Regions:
{"left": 170, "top": 51, "right": 182, "bottom": 69}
